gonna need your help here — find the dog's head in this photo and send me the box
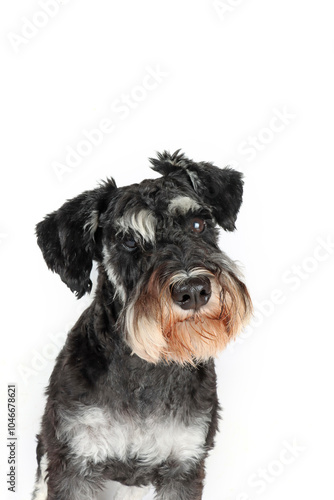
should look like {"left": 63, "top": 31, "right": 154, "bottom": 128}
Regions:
{"left": 36, "top": 151, "right": 252, "bottom": 364}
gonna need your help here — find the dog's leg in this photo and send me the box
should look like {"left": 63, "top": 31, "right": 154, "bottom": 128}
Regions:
{"left": 31, "top": 453, "right": 48, "bottom": 500}
{"left": 113, "top": 483, "right": 151, "bottom": 500}
{"left": 153, "top": 460, "right": 205, "bottom": 500}
{"left": 31, "top": 436, "right": 48, "bottom": 500}
{"left": 47, "top": 472, "right": 100, "bottom": 500}
{"left": 32, "top": 451, "right": 102, "bottom": 500}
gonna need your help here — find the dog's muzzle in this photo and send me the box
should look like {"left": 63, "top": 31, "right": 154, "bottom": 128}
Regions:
{"left": 171, "top": 277, "right": 212, "bottom": 311}
{"left": 124, "top": 261, "right": 253, "bottom": 365}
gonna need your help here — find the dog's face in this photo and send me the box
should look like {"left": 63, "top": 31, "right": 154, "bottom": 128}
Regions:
{"left": 37, "top": 151, "right": 252, "bottom": 364}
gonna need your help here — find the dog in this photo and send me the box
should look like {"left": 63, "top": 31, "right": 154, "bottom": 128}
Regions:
{"left": 32, "top": 150, "right": 252, "bottom": 500}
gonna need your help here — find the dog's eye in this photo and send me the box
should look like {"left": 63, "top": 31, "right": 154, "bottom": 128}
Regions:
{"left": 123, "top": 239, "right": 138, "bottom": 251}
{"left": 190, "top": 218, "right": 206, "bottom": 234}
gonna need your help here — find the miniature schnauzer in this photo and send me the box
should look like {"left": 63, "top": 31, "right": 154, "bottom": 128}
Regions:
{"left": 32, "top": 151, "right": 252, "bottom": 500}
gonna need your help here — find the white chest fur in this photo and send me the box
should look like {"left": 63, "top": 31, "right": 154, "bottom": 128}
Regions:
{"left": 57, "top": 405, "right": 210, "bottom": 467}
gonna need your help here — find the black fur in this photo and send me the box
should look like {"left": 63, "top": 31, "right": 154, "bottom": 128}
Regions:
{"left": 36, "top": 178, "right": 116, "bottom": 298}
{"left": 32, "top": 151, "right": 248, "bottom": 500}
{"left": 150, "top": 150, "right": 243, "bottom": 231}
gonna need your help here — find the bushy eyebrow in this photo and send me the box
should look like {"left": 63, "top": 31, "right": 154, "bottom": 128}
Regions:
{"left": 115, "top": 209, "right": 157, "bottom": 243}
{"left": 167, "top": 196, "right": 201, "bottom": 215}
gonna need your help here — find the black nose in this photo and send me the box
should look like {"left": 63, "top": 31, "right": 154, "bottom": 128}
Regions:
{"left": 171, "top": 277, "right": 212, "bottom": 311}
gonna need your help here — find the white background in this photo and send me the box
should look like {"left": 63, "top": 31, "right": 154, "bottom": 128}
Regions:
{"left": 0, "top": 1, "right": 333, "bottom": 499}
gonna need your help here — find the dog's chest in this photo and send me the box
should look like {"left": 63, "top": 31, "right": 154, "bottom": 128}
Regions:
{"left": 57, "top": 405, "right": 210, "bottom": 467}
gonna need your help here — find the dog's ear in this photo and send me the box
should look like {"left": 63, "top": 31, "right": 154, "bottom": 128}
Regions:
{"left": 150, "top": 150, "right": 244, "bottom": 231}
{"left": 36, "top": 178, "right": 117, "bottom": 298}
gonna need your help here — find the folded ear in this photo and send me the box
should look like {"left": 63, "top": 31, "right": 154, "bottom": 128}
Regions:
{"left": 36, "top": 178, "right": 117, "bottom": 298}
{"left": 150, "top": 150, "right": 244, "bottom": 231}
